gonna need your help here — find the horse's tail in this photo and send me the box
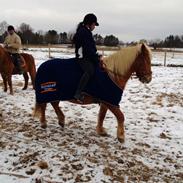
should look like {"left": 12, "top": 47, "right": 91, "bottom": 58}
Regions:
{"left": 21, "top": 53, "right": 36, "bottom": 89}
{"left": 28, "top": 54, "right": 36, "bottom": 89}
{"left": 29, "top": 54, "right": 36, "bottom": 73}
{"left": 33, "top": 103, "right": 41, "bottom": 118}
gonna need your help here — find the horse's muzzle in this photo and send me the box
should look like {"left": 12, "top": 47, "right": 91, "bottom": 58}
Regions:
{"left": 139, "top": 75, "right": 152, "bottom": 83}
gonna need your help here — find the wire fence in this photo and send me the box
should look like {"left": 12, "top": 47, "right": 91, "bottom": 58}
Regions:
{"left": 152, "top": 50, "right": 183, "bottom": 67}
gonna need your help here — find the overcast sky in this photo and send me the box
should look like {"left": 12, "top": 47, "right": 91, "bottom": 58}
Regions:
{"left": 0, "top": 0, "right": 182, "bottom": 42}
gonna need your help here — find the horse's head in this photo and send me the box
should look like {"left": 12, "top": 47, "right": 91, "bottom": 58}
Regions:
{"left": 0, "top": 44, "right": 4, "bottom": 54}
{"left": 134, "top": 43, "right": 152, "bottom": 83}
{"left": 0, "top": 44, "right": 13, "bottom": 61}
{"left": 0, "top": 44, "right": 7, "bottom": 58}
{"left": 0, "top": 45, "right": 4, "bottom": 63}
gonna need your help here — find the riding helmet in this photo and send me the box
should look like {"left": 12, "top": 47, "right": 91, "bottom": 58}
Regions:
{"left": 83, "top": 13, "right": 99, "bottom": 26}
{"left": 7, "top": 25, "right": 15, "bottom": 31}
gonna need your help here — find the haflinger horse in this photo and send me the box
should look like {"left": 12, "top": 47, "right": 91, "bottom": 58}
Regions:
{"left": 34, "top": 43, "right": 152, "bottom": 143}
{"left": 0, "top": 45, "right": 36, "bottom": 95}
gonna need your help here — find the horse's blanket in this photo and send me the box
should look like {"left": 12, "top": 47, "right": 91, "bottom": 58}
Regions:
{"left": 35, "top": 58, "right": 123, "bottom": 106}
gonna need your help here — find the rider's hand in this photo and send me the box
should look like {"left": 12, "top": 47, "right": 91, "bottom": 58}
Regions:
{"left": 4, "top": 44, "right": 9, "bottom": 48}
{"left": 4, "top": 44, "right": 12, "bottom": 48}
{"left": 99, "top": 55, "right": 103, "bottom": 62}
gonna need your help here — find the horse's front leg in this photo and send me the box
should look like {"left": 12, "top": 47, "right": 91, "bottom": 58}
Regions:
{"left": 40, "top": 103, "right": 47, "bottom": 128}
{"left": 7, "top": 75, "right": 13, "bottom": 95}
{"left": 1, "top": 74, "right": 8, "bottom": 93}
{"left": 51, "top": 101, "right": 65, "bottom": 128}
{"left": 96, "top": 103, "right": 108, "bottom": 136}
{"left": 106, "top": 104, "right": 125, "bottom": 143}
{"left": 22, "top": 73, "right": 29, "bottom": 90}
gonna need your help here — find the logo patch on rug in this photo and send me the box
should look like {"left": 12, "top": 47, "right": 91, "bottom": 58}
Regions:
{"left": 40, "top": 81, "right": 57, "bottom": 93}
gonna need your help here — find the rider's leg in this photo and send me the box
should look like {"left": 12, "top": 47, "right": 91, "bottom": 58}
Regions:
{"left": 74, "top": 59, "right": 95, "bottom": 102}
{"left": 12, "top": 53, "right": 23, "bottom": 74}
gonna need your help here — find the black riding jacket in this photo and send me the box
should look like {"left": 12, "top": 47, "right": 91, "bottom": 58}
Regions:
{"left": 74, "top": 26, "right": 98, "bottom": 63}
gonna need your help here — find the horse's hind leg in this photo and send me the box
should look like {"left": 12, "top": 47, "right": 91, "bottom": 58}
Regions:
{"left": 29, "top": 70, "right": 35, "bottom": 89}
{"left": 40, "top": 103, "right": 47, "bottom": 128}
{"left": 22, "top": 72, "right": 29, "bottom": 90}
{"left": 51, "top": 101, "right": 65, "bottom": 127}
{"left": 96, "top": 103, "right": 108, "bottom": 136}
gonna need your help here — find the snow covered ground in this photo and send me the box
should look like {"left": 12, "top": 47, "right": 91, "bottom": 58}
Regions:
{"left": 0, "top": 47, "right": 183, "bottom": 183}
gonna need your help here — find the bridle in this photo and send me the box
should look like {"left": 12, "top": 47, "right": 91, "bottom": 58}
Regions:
{"left": 133, "top": 50, "right": 152, "bottom": 81}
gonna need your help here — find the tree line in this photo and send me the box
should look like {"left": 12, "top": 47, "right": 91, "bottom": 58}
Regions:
{"left": 1, "top": 21, "right": 183, "bottom": 48}
{"left": 0, "top": 21, "right": 119, "bottom": 46}
{"left": 149, "top": 35, "right": 183, "bottom": 49}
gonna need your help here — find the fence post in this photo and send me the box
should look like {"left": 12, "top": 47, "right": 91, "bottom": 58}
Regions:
{"left": 164, "top": 51, "right": 167, "bottom": 66}
{"left": 172, "top": 48, "right": 175, "bottom": 58}
{"left": 102, "top": 49, "right": 104, "bottom": 56}
{"left": 48, "top": 43, "right": 51, "bottom": 58}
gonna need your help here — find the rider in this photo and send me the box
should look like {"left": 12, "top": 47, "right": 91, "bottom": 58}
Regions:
{"left": 73, "top": 13, "right": 103, "bottom": 102}
{"left": 4, "top": 25, "right": 23, "bottom": 74}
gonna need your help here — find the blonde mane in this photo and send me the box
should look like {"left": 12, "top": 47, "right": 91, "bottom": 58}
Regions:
{"left": 103, "top": 44, "right": 144, "bottom": 76}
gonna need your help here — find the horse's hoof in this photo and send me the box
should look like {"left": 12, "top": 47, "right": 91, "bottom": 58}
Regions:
{"left": 58, "top": 122, "right": 64, "bottom": 128}
{"left": 22, "top": 87, "right": 27, "bottom": 90}
{"left": 117, "top": 137, "right": 125, "bottom": 143}
{"left": 41, "top": 124, "right": 47, "bottom": 129}
{"left": 96, "top": 126, "right": 108, "bottom": 136}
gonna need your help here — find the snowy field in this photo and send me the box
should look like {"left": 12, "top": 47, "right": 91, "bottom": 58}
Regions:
{"left": 0, "top": 47, "right": 183, "bottom": 183}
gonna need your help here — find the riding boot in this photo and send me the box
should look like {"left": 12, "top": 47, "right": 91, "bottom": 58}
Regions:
{"left": 17, "top": 57, "right": 24, "bottom": 74}
{"left": 13, "top": 53, "right": 23, "bottom": 74}
{"left": 74, "top": 72, "right": 90, "bottom": 102}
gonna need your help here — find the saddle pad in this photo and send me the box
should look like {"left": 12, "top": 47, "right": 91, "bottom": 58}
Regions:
{"left": 35, "top": 58, "right": 123, "bottom": 106}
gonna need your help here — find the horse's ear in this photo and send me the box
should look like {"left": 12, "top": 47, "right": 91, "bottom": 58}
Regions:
{"left": 141, "top": 43, "right": 146, "bottom": 50}
{"left": 141, "top": 43, "right": 147, "bottom": 54}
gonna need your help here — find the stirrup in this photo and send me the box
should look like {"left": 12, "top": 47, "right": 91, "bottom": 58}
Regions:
{"left": 17, "top": 69, "right": 24, "bottom": 75}
{"left": 16, "top": 65, "right": 24, "bottom": 74}
{"left": 74, "top": 94, "right": 84, "bottom": 103}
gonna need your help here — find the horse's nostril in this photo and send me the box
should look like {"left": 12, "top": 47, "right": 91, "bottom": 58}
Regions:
{"left": 140, "top": 76, "right": 152, "bottom": 83}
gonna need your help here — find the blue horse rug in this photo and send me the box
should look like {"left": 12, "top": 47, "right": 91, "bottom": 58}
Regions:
{"left": 35, "top": 58, "right": 123, "bottom": 107}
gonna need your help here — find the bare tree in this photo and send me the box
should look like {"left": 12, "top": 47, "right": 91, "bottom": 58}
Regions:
{"left": 17, "top": 23, "right": 34, "bottom": 44}
{"left": 18, "top": 23, "right": 33, "bottom": 33}
{"left": 45, "top": 30, "right": 59, "bottom": 44}
{"left": 0, "top": 21, "right": 8, "bottom": 42}
{"left": 0, "top": 21, "right": 8, "bottom": 35}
